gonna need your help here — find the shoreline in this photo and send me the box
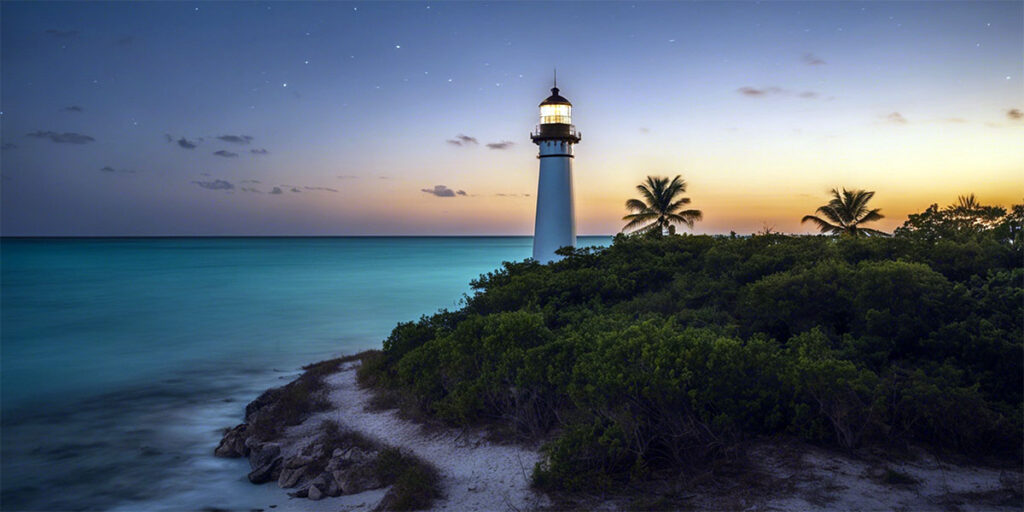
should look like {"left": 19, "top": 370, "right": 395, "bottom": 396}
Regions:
{"left": 217, "top": 355, "right": 1022, "bottom": 512}
{"left": 214, "top": 358, "right": 548, "bottom": 511}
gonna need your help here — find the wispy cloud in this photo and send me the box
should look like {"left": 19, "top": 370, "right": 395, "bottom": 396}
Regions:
{"left": 62, "top": 106, "right": 83, "bottom": 112}
{"left": 240, "top": 179, "right": 261, "bottom": 184}
{"left": 738, "top": 86, "right": 820, "bottom": 99}
{"left": 99, "top": 166, "right": 138, "bottom": 174}
{"left": 495, "top": 193, "right": 532, "bottom": 197}
{"left": 240, "top": 187, "right": 262, "bottom": 193}
{"left": 270, "top": 187, "right": 283, "bottom": 195}
{"left": 884, "top": 112, "right": 908, "bottom": 124}
{"left": 26, "top": 131, "right": 95, "bottom": 144}
{"left": 177, "top": 137, "right": 198, "bottom": 149}
{"left": 446, "top": 134, "right": 478, "bottom": 146}
{"left": 193, "top": 179, "right": 234, "bottom": 190}
{"left": 250, "top": 148, "right": 269, "bottom": 155}
{"left": 486, "top": 141, "right": 514, "bottom": 150}
{"left": 304, "top": 186, "right": 339, "bottom": 193}
{"left": 213, "top": 150, "right": 238, "bottom": 158}
{"left": 291, "top": 187, "right": 302, "bottom": 193}
{"left": 1008, "top": 109, "right": 1023, "bottom": 121}
{"left": 216, "top": 135, "right": 253, "bottom": 145}
{"left": 738, "top": 86, "right": 784, "bottom": 97}
{"left": 802, "top": 53, "right": 826, "bottom": 65}
{"left": 45, "top": 29, "right": 78, "bottom": 38}
{"left": 421, "top": 185, "right": 461, "bottom": 197}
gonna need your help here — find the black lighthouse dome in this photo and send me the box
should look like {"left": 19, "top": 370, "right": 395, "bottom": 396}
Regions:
{"left": 539, "top": 87, "right": 572, "bottom": 107}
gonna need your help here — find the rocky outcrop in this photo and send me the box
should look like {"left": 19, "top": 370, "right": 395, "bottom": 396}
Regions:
{"left": 214, "top": 424, "right": 248, "bottom": 458}
{"left": 215, "top": 379, "right": 387, "bottom": 501}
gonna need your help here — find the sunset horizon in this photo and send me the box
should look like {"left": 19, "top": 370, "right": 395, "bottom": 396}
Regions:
{"left": 3, "top": 1, "right": 1021, "bottom": 237}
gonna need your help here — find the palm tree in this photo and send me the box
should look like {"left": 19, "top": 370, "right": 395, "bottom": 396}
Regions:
{"left": 622, "top": 175, "right": 702, "bottom": 235}
{"left": 801, "top": 188, "right": 888, "bottom": 237}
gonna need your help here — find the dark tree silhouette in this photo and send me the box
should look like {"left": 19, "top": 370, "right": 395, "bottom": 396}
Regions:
{"left": 622, "top": 175, "right": 702, "bottom": 235}
{"left": 801, "top": 188, "right": 888, "bottom": 237}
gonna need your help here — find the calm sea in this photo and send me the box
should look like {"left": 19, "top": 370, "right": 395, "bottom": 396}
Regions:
{"left": 0, "top": 236, "right": 611, "bottom": 511}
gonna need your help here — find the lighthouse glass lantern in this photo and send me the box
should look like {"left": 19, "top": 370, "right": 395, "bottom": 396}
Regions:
{"left": 540, "top": 103, "right": 571, "bottom": 125}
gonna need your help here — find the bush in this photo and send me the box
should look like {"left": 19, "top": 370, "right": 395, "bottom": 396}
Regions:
{"left": 358, "top": 205, "right": 1023, "bottom": 493}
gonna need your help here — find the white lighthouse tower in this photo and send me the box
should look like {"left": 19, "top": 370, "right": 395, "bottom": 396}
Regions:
{"left": 531, "top": 81, "right": 581, "bottom": 263}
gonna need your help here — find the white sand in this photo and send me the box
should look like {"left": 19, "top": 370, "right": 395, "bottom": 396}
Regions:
{"left": 269, "top": 362, "right": 549, "bottom": 511}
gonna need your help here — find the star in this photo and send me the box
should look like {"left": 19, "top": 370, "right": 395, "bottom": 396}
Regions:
{"left": 304, "top": 60, "right": 310, "bottom": 64}
{"left": 282, "top": 83, "right": 288, "bottom": 87}
{"left": 395, "top": 44, "right": 401, "bottom": 49}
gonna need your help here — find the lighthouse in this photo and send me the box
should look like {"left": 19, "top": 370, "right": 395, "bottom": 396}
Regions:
{"left": 530, "top": 82, "right": 581, "bottom": 263}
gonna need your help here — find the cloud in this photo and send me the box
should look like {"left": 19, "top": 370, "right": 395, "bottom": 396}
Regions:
{"left": 457, "top": 190, "right": 467, "bottom": 196}
{"left": 495, "top": 193, "right": 532, "bottom": 197}
{"left": 99, "top": 166, "right": 137, "bottom": 174}
{"left": 884, "top": 112, "right": 908, "bottom": 124}
{"left": 486, "top": 141, "right": 514, "bottom": 150}
{"left": 45, "top": 29, "right": 78, "bottom": 38}
{"left": 216, "top": 135, "right": 253, "bottom": 145}
{"left": 446, "top": 134, "right": 478, "bottom": 146}
{"left": 1008, "top": 109, "right": 1023, "bottom": 120}
{"left": 213, "top": 150, "right": 238, "bottom": 158}
{"left": 114, "top": 35, "right": 134, "bottom": 46}
{"left": 62, "top": 105, "right": 83, "bottom": 112}
{"left": 421, "top": 185, "right": 460, "bottom": 197}
{"left": 2, "top": 143, "right": 17, "bottom": 150}
{"left": 250, "top": 148, "right": 269, "bottom": 155}
{"left": 192, "top": 179, "right": 234, "bottom": 190}
{"left": 738, "top": 86, "right": 819, "bottom": 100}
{"left": 379, "top": 176, "right": 391, "bottom": 180}
{"left": 240, "top": 179, "right": 261, "bottom": 184}
{"left": 639, "top": 127, "right": 650, "bottom": 134}
{"left": 270, "top": 187, "right": 283, "bottom": 195}
{"left": 802, "top": 53, "right": 826, "bottom": 65}
{"left": 26, "top": 131, "right": 95, "bottom": 144}
{"left": 338, "top": 175, "right": 358, "bottom": 179}
{"left": 291, "top": 187, "right": 302, "bottom": 193}
{"left": 304, "top": 186, "right": 339, "bottom": 192}
{"left": 177, "top": 137, "right": 198, "bottom": 149}
{"left": 737, "top": 86, "right": 784, "bottom": 97}
{"left": 240, "top": 187, "right": 262, "bottom": 193}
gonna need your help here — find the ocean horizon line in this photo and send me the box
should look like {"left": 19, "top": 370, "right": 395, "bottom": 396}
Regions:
{"left": 0, "top": 234, "right": 617, "bottom": 240}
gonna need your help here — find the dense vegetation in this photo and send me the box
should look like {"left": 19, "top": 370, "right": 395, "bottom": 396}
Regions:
{"left": 359, "top": 200, "right": 1023, "bottom": 493}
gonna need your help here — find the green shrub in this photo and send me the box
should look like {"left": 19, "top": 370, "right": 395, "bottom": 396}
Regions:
{"left": 356, "top": 204, "right": 1023, "bottom": 493}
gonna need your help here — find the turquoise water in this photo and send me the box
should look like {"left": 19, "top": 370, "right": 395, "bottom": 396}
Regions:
{"left": 0, "top": 236, "right": 610, "bottom": 510}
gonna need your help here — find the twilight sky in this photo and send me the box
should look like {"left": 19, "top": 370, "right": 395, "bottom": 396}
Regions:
{"left": 1, "top": 1, "right": 1021, "bottom": 236}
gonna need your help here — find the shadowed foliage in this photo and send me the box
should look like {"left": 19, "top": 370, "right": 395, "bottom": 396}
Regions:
{"left": 802, "top": 188, "right": 888, "bottom": 237}
{"left": 360, "top": 199, "right": 1022, "bottom": 496}
{"left": 622, "top": 175, "right": 702, "bottom": 235}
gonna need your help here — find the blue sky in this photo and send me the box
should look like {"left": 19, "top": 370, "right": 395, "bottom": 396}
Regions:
{"left": 2, "top": 1, "right": 1021, "bottom": 235}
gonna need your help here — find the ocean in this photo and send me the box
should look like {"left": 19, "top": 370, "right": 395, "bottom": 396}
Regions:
{"left": 0, "top": 236, "right": 611, "bottom": 511}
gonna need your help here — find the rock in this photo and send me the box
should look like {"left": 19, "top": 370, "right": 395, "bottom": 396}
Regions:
{"left": 285, "top": 455, "right": 314, "bottom": 469}
{"left": 325, "top": 478, "right": 341, "bottom": 497}
{"left": 214, "top": 424, "right": 249, "bottom": 458}
{"left": 248, "top": 456, "right": 282, "bottom": 484}
{"left": 248, "top": 443, "right": 281, "bottom": 470}
{"left": 288, "top": 487, "right": 308, "bottom": 498}
{"left": 277, "top": 466, "right": 306, "bottom": 488}
{"left": 308, "top": 484, "right": 324, "bottom": 501}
